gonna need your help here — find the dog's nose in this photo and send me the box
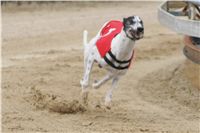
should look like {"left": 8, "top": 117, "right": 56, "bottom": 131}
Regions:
{"left": 137, "top": 27, "right": 144, "bottom": 32}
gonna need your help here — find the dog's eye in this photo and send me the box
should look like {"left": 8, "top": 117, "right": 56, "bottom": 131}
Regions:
{"left": 130, "top": 20, "right": 135, "bottom": 24}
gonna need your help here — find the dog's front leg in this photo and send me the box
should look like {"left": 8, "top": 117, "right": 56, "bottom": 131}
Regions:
{"left": 92, "top": 74, "right": 113, "bottom": 89}
{"left": 105, "top": 76, "right": 119, "bottom": 109}
{"left": 80, "top": 54, "right": 94, "bottom": 105}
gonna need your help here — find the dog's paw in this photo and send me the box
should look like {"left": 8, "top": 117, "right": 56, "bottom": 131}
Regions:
{"left": 92, "top": 81, "right": 99, "bottom": 89}
{"left": 104, "top": 101, "right": 112, "bottom": 110}
{"left": 104, "top": 95, "right": 112, "bottom": 109}
{"left": 80, "top": 79, "right": 89, "bottom": 89}
{"left": 92, "top": 80, "right": 99, "bottom": 89}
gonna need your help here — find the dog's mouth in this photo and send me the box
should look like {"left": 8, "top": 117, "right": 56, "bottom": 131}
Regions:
{"left": 130, "top": 30, "right": 143, "bottom": 40}
{"left": 136, "top": 31, "right": 144, "bottom": 39}
{"left": 130, "top": 30, "right": 136, "bottom": 37}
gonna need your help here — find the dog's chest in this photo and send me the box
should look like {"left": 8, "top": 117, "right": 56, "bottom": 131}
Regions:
{"left": 96, "top": 20, "right": 123, "bottom": 58}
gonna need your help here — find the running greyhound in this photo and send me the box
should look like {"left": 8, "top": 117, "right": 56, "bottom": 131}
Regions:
{"left": 80, "top": 16, "right": 144, "bottom": 108}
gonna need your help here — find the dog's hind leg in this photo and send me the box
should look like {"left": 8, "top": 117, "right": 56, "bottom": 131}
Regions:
{"left": 80, "top": 53, "right": 95, "bottom": 105}
{"left": 104, "top": 76, "right": 119, "bottom": 109}
{"left": 92, "top": 74, "right": 113, "bottom": 89}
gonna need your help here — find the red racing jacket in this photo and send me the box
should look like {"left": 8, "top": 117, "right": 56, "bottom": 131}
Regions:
{"left": 96, "top": 20, "right": 134, "bottom": 70}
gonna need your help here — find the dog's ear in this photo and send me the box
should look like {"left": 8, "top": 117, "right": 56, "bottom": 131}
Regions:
{"left": 123, "top": 18, "right": 127, "bottom": 24}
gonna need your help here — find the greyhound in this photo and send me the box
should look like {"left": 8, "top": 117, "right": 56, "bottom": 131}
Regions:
{"left": 80, "top": 16, "right": 144, "bottom": 108}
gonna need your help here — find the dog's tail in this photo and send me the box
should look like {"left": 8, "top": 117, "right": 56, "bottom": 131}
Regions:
{"left": 83, "top": 30, "right": 89, "bottom": 68}
{"left": 83, "top": 30, "right": 88, "bottom": 48}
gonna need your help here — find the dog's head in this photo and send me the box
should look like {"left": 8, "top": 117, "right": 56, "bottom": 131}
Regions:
{"left": 123, "top": 16, "right": 144, "bottom": 40}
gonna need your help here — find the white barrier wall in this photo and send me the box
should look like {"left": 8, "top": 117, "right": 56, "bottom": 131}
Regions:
{"left": 158, "top": 2, "right": 200, "bottom": 38}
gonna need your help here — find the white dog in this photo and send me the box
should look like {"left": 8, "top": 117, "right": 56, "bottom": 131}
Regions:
{"left": 80, "top": 16, "right": 144, "bottom": 108}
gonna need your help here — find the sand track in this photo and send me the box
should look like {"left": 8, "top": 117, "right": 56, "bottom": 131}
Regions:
{"left": 2, "top": 2, "right": 199, "bottom": 133}
{"left": 24, "top": 86, "right": 86, "bottom": 114}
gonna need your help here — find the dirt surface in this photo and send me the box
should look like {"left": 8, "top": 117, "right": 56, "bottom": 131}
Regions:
{"left": 2, "top": 2, "right": 200, "bottom": 133}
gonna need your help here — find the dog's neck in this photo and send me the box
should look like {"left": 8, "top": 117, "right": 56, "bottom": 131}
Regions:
{"left": 111, "top": 29, "right": 135, "bottom": 61}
